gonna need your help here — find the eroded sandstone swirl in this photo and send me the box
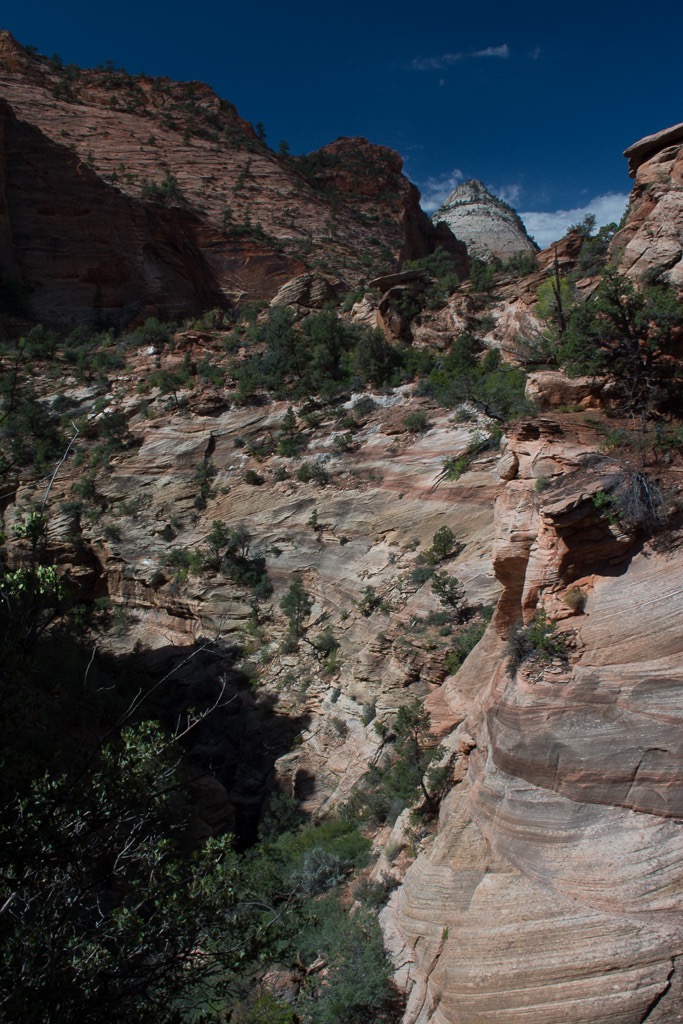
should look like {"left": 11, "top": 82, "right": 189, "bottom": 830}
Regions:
{"left": 385, "top": 407, "right": 683, "bottom": 1024}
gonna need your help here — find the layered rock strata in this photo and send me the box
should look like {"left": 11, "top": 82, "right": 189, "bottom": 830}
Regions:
{"left": 7, "top": 343, "right": 501, "bottom": 819}
{"left": 613, "top": 120, "right": 683, "bottom": 289}
{"left": 385, "top": 410, "right": 683, "bottom": 1023}
{"left": 0, "top": 30, "right": 458, "bottom": 324}
{"left": 431, "top": 179, "right": 537, "bottom": 262}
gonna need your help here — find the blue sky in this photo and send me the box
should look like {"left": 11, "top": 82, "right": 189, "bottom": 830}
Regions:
{"left": 3, "top": 0, "right": 683, "bottom": 247}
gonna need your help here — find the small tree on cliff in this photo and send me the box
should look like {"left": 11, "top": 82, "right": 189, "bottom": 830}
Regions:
{"left": 280, "top": 577, "right": 312, "bottom": 640}
{"left": 559, "top": 269, "right": 683, "bottom": 418}
{"left": 391, "top": 700, "right": 452, "bottom": 817}
{"left": 361, "top": 700, "right": 453, "bottom": 822}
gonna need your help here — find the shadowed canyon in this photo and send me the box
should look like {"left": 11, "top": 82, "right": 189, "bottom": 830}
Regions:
{"left": 1, "top": 30, "right": 683, "bottom": 1024}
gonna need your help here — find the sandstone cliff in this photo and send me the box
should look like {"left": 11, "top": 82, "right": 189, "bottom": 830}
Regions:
{"left": 371, "top": 128, "right": 683, "bottom": 1022}
{"left": 0, "top": 30, "right": 459, "bottom": 325}
{"left": 2, "top": 32, "right": 683, "bottom": 1019}
{"left": 612, "top": 121, "right": 683, "bottom": 289}
{"left": 432, "top": 179, "right": 537, "bottom": 262}
{"left": 383, "top": 403, "right": 683, "bottom": 1023}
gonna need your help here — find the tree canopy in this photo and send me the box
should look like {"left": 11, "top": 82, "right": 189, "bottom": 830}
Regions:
{"left": 559, "top": 269, "right": 683, "bottom": 416}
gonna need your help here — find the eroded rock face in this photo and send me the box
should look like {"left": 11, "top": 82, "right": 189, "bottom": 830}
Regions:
{"left": 613, "top": 121, "right": 683, "bottom": 289}
{"left": 0, "top": 31, "right": 457, "bottom": 324}
{"left": 387, "top": 412, "right": 683, "bottom": 1023}
{"left": 6, "top": 339, "right": 502, "bottom": 822}
{"left": 0, "top": 98, "right": 249, "bottom": 324}
{"left": 269, "top": 274, "right": 344, "bottom": 310}
{"left": 431, "top": 179, "right": 537, "bottom": 262}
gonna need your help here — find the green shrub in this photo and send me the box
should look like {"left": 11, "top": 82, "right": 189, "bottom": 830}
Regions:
{"left": 312, "top": 625, "right": 337, "bottom": 657}
{"left": 593, "top": 487, "right": 621, "bottom": 524}
{"left": 404, "top": 410, "right": 430, "bottom": 434}
{"left": 149, "top": 569, "right": 166, "bottom": 590}
{"left": 502, "top": 251, "right": 538, "bottom": 277}
{"left": 280, "top": 578, "right": 312, "bottom": 639}
{"left": 244, "top": 469, "right": 264, "bottom": 486}
{"left": 233, "top": 993, "right": 295, "bottom": 1024}
{"left": 294, "top": 900, "right": 395, "bottom": 1024}
{"left": 296, "top": 461, "right": 329, "bottom": 486}
{"left": 468, "top": 257, "right": 498, "bottom": 294}
{"left": 354, "top": 699, "right": 453, "bottom": 824}
{"left": 361, "top": 701, "right": 376, "bottom": 725}
{"left": 427, "top": 525, "right": 459, "bottom": 563}
{"left": 166, "top": 546, "right": 203, "bottom": 582}
{"left": 507, "top": 608, "right": 569, "bottom": 671}
{"left": 352, "top": 396, "right": 377, "bottom": 418}
{"left": 442, "top": 427, "right": 503, "bottom": 480}
{"left": 193, "top": 457, "right": 217, "bottom": 509}
{"left": 140, "top": 172, "right": 185, "bottom": 206}
{"left": 355, "top": 874, "right": 399, "bottom": 910}
{"left": 330, "top": 716, "right": 349, "bottom": 739}
{"left": 559, "top": 269, "right": 683, "bottom": 416}
{"left": 593, "top": 471, "right": 666, "bottom": 532}
{"left": 564, "top": 586, "right": 586, "bottom": 612}
{"left": 296, "top": 847, "right": 347, "bottom": 895}
{"left": 431, "top": 571, "right": 466, "bottom": 613}
{"left": 411, "top": 564, "right": 434, "bottom": 586}
{"left": 444, "top": 619, "right": 488, "bottom": 674}
{"left": 357, "top": 585, "right": 381, "bottom": 617}
{"left": 332, "top": 431, "right": 357, "bottom": 453}
{"left": 131, "top": 316, "right": 174, "bottom": 347}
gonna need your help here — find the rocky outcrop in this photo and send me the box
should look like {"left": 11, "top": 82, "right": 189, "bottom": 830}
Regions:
{"left": 432, "top": 179, "right": 537, "bottom": 262}
{"left": 7, "top": 336, "right": 502, "bottom": 821}
{"left": 302, "top": 137, "right": 468, "bottom": 270}
{"left": 0, "top": 30, "right": 456, "bottom": 324}
{"left": 269, "top": 274, "right": 344, "bottom": 309}
{"left": 385, "top": 409, "right": 683, "bottom": 1023}
{"left": 4, "top": 45, "right": 683, "bottom": 1018}
{"left": 623, "top": 121, "right": 683, "bottom": 177}
{"left": 0, "top": 97, "right": 274, "bottom": 324}
{"left": 613, "top": 121, "right": 683, "bottom": 289}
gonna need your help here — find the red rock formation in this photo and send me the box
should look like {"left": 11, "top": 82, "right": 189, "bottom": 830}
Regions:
{"left": 0, "top": 97, "right": 265, "bottom": 324}
{"left": 613, "top": 121, "right": 683, "bottom": 289}
{"left": 387, "top": 410, "right": 683, "bottom": 1023}
{"left": 297, "top": 136, "right": 467, "bottom": 271}
{"left": 0, "top": 30, "right": 459, "bottom": 325}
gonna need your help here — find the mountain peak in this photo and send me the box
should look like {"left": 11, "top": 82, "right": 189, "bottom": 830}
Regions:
{"left": 432, "top": 178, "right": 536, "bottom": 261}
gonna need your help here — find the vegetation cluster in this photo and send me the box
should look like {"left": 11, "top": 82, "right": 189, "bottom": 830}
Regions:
{"left": 4, "top": 166, "right": 683, "bottom": 1024}
{"left": 0, "top": 506, "right": 401, "bottom": 1024}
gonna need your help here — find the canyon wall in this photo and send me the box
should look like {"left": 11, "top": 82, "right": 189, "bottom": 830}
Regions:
{"left": 381, "top": 123, "right": 683, "bottom": 1024}
{"left": 0, "top": 30, "right": 462, "bottom": 325}
{"left": 385, "top": 406, "right": 683, "bottom": 1023}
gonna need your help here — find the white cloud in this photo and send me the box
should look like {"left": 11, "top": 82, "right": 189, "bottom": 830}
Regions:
{"left": 411, "top": 52, "right": 464, "bottom": 71}
{"left": 411, "top": 44, "right": 509, "bottom": 71}
{"left": 520, "top": 193, "right": 629, "bottom": 249}
{"left": 418, "top": 169, "right": 465, "bottom": 212}
{"left": 472, "top": 44, "right": 510, "bottom": 59}
{"left": 491, "top": 183, "right": 522, "bottom": 207}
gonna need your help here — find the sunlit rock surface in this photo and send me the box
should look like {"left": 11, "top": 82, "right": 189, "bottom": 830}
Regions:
{"left": 386, "top": 411, "right": 683, "bottom": 1023}
{"left": 614, "top": 121, "right": 683, "bottom": 290}
{"left": 431, "top": 179, "right": 537, "bottom": 262}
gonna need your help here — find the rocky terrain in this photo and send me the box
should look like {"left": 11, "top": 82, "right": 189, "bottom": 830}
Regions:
{"left": 2, "top": 29, "right": 683, "bottom": 1021}
{"left": 431, "top": 179, "right": 537, "bottom": 261}
{"left": 378, "top": 124, "right": 683, "bottom": 1024}
{"left": 0, "top": 30, "right": 464, "bottom": 325}
{"left": 613, "top": 120, "right": 683, "bottom": 288}
{"left": 383, "top": 408, "right": 683, "bottom": 1023}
